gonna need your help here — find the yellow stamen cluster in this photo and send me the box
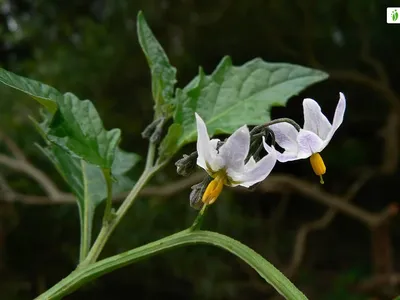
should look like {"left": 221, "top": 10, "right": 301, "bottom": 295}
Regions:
{"left": 309, "top": 153, "right": 326, "bottom": 184}
{"left": 202, "top": 175, "right": 225, "bottom": 205}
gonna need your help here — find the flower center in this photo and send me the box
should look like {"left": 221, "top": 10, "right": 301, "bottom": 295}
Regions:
{"left": 309, "top": 153, "right": 326, "bottom": 184}
{"left": 202, "top": 173, "right": 226, "bottom": 205}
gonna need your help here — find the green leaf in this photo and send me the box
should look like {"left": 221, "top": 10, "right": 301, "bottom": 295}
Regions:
{"left": 165, "top": 56, "right": 328, "bottom": 155}
{"left": 48, "top": 92, "right": 121, "bottom": 169}
{"left": 137, "top": 11, "right": 177, "bottom": 112}
{"left": 38, "top": 144, "right": 103, "bottom": 260}
{"left": 158, "top": 123, "right": 182, "bottom": 160}
{"left": 38, "top": 143, "right": 140, "bottom": 261}
{"left": 36, "top": 230, "right": 307, "bottom": 300}
{"left": 0, "top": 68, "right": 59, "bottom": 114}
{"left": 111, "top": 148, "right": 141, "bottom": 195}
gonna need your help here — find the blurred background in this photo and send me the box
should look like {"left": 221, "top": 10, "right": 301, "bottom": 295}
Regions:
{"left": 0, "top": 0, "right": 400, "bottom": 299}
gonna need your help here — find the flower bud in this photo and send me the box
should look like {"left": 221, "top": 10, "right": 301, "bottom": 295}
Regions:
{"left": 141, "top": 117, "right": 165, "bottom": 143}
{"left": 189, "top": 176, "right": 212, "bottom": 210}
{"left": 175, "top": 152, "right": 198, "bottom": 176}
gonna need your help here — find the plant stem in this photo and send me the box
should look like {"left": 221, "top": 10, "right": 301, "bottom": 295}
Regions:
{"left": 35, "top": 230, "right": 307, "bottom": 300}
{"left": 250, "top": 118, "right": 301, "bottom": 135}
{"left": 101, "top": 168, "right": 113, "bottom": 224}
{"left": 79, "top": 161, "right": 92, "bottom": 262}
{"left": 78, "top": 214, "right": 91, "bottom": 263}
{"left": 190, "top": 204, "right": 208, "bottom": 231}
{"left": 80, "top": 142, "right": 159, "bottom": 267}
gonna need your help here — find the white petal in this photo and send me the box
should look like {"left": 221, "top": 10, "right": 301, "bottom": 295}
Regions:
{"left": 195, "top": 113, "right": 221, "bottom": 172}
{"left": 269, "top": 122, "right": 299, "bottom": 153}
{"left": 303, "top": 98, "right": 332, "bottom": 139}
{"left": 275, "top": 151, "right": 300, "bottom": 162}
{"left": 296, "top": 129, "right": 324, "bottom": 159}
{"left": 232, "top": 149, "right": 277, "bottom": 188}
{"left": 219, "top": 125, "right": 250, "bottom": 171}
{"left": 244, "top": 156, "right": 256, "bottom": 169}
{"left": 321, "top": 92, "right": 346, "bottom": 149}
{"left": 210, "top": 138, "right": 220, "bottom": 150}
{"left": 264, "top": 127, "right": 300, "bottom": 162}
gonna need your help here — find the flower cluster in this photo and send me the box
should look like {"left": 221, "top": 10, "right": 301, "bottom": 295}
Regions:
{"left": 178, "top": 93, "right": 346, "bottom": 207}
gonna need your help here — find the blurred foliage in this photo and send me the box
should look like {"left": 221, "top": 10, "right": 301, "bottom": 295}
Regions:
{"left": 0, "top": 0, "right": 400, "bottom": 299}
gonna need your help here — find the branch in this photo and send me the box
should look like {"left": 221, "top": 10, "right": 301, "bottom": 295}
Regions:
{"left": 356, "top": 273, "right": 400, "bottom": 292}
{"left": 4, "top": 171, "right": 397, "bottom": 230}
{"left": 285, "top": 171, "right": 374, "bottom": 277}
{"left": 0, "top": 131, "right": 27, "bottom": 161}
{"left": 255, "top": 174, "right": 396, "bottom": 228}
{"left": 4, "top": 172, "right": 204, "bottom": 205}
{"left": 0, "top": 173, "right": 16, "bottom": 202}
{"left": 0, "top": 154, "right": 65, "bottom": 201}
{"left": 285, "top": 209, "right": 335, "bottom": 277}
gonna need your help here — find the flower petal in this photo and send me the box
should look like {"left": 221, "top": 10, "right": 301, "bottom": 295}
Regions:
{"left": 303, "top": 98, "right": 332, "bottom": 139}
{"left": 263, "top": 128, "right": 300, "bottom": 162}
{"left": 275, "top": 151, "right": 300, "bottom": 162}
{"left": 321, "top": 92, "right": 346, "bottom": 149}
{"left": 233, "top": 150, "right": 277, "bottom": 188}
{"left": 296, "top": 129, "right": 324, "bottom": 159}
{"left": 269, "top": 122, "right": 299, "bottom": 153}
{"left": 195, "top": 113, "right": 222, "bottom": 172}
{"left": 219, "top": 125, "right": 250, "bottom": 171}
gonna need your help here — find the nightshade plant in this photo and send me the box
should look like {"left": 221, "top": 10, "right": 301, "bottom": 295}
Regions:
{"left": 0, "top": 11, "right": 340, "bottom": 300}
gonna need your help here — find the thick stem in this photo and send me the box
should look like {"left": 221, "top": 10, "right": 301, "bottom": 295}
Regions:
{"left": 35, "top": 230, "right": 307, "bottom": 300}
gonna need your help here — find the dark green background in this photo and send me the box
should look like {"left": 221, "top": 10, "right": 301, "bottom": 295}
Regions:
{"left": 0, "top": 0, "right": 399, "bottom": 299}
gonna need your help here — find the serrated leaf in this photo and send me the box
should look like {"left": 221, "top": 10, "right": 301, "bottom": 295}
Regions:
{"left": 165, "top": 56, "right": 328, "bottom": 155}
{"left": 137, "top": 11, "right": 177, "bottom": 111}
{"left": 0, "top": 68, "right": 59, "bottom": 114}
{"left": 48, "top": 92, "right": 121, "bottom": 169}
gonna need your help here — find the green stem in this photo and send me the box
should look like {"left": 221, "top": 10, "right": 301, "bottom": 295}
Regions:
{"left": 101, "top": 168, "right": 113, "bottom": 224}
{"left": 78, "top": 213, "right": 91, "bottom": 263}
{"left": 35, "top": 230, "right": 307, "bottom": 300}
{"left": 190, "top": 204, "right": 208, "bottom": 231}
{"left": 79, "top": 142, "right": 159, "bottom": 267}
{"left": 79, "top": 161, "right": 92, "bottom": 262}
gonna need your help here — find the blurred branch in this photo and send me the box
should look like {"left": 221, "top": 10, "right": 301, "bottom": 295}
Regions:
{"left": 356, "top": 273, "right": 400, "bottom": 292}
{"left": 284, "top": 171, "right": 375, "bottom": 277}
{"left": 0, "top": 154, "right": 64, "bottom": 200}
{"left": 0, "top": 174, "right": 16, "bottom": 202}
{"left": 2, "top": 169, "right": 396, "bottom": 230}
{"left": 0, "top": 131, "right": 27, "bottom": 161}
{"left": 286, "top": 209, "right": 335, "bottom": 277}
{"left": 256, "top": 174, "right": 396, "bottom": 228}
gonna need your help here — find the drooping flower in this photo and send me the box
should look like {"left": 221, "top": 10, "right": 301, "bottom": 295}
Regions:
{"left": 267, "top": 93, "right": 346, "bottom": 183}
{"left": 195, "top": 113, "right": 277, "bottom": 205}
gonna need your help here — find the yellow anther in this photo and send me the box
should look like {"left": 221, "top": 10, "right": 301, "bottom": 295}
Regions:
{"left": 309, "top": 153, "right": 326, "bottom": 184}
{"left": 202, "top": 175, "right": 225, "bottom": 205}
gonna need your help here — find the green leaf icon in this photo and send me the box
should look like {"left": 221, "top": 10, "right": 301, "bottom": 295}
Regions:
{"left": 392, "top": 9, "right": 398, "bottom": 21}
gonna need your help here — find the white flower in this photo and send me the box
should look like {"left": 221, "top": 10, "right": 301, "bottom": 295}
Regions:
{"left": 267, "top": 93, "right": 346, "bottom": 182}
{"left": 195, "top": 113, "right": 277, "bottom": 204}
